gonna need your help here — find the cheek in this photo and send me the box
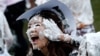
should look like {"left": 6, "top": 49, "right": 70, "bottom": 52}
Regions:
{"left": 37, "top": 38, "right": 48, "bottom": 48}
{"left": 36, "top": 26, "right": 45, "bottom": 32}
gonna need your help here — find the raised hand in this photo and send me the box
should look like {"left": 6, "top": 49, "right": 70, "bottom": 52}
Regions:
{"left": 43, "top": 19, "right": 63, "bottom": 41}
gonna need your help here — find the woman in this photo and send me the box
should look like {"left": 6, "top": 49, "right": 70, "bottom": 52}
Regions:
{"left": 26, "top": 10, "right": 75, "bottom": 56}
{"left": 17, "top": 0, "right": 79, "bottom": 56}
{"left": 0, "top": 0, "right": 15, "bottom": 51}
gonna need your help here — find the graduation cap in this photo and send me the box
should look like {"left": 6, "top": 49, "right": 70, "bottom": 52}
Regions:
{"left": 17, "top": 0, "right": 77, "bottom": 37}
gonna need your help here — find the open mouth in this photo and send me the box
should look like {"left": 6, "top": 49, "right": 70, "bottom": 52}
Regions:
{"left": 31, "top": 36, "right": 39, "bottom": 42}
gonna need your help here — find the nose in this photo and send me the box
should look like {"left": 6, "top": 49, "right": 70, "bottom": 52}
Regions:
{"left": 29, "top": 28, "right": 37, "bottom": 36}
{"left": 30, "top": 28, "right": 37, "bottom": 33}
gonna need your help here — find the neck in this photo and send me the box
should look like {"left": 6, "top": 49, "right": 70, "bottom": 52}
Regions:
{"left": 40, "top": 47, "right": 49, "bottom": 56}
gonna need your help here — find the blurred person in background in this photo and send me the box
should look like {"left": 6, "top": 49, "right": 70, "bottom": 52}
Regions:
{"left": 4, "top": 0, "right": 30, "bottom": 56}
{"left": 0, "top": 0, "right": 16, "bottom": 55}
{"left": 25, "top": 0, "right": 36, "bottom": 9}
{"left": 59, "top": 0, "right": 95, "bottom": 36}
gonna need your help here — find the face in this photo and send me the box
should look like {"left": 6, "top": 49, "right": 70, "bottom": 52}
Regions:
{"left": 26, "top": 15, "right": 49, "bottom": 50}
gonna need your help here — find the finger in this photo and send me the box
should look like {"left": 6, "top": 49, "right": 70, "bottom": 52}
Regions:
{"left": 49, "top": 19, "right": 61, "bottom": 32}
{"left": 50, "top": 19, "right": 56, "bottom": 26}
{"left": 43, "top": 19, "right": 51, "bottom": 28}
{"left": 43, "top": 19, "right": 54, "bottom": 30}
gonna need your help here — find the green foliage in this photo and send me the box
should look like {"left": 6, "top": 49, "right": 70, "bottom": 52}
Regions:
{"left": 91, "top": 0, "right": 100, "bottom": 31}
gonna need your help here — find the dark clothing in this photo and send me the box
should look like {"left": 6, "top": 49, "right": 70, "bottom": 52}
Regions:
{"left": 4, "top": 0, "right": 26, "bottom": 29}
{"left": 4, "top": 1, "right": 29, "bottom": 56}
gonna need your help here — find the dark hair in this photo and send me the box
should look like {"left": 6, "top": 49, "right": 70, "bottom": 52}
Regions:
{"left": 32, "top": 41, "right": 73, "bottom": 56}
{"left": 48, "top": 41, "right": 74, "bottom": 56}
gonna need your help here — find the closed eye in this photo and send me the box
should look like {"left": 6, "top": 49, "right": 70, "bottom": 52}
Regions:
{"left": 35, "top": 24, "right": 40, "bottom": 26}
{"left": 28, "top": 24, "right": 40, "bottom": 29}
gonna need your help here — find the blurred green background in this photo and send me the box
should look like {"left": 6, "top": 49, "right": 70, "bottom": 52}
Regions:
{"left": 91, "top": 0, "right": 100, "bottom": 31}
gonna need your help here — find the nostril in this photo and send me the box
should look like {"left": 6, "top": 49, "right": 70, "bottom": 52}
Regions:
{"left": 31, "top": 31, "right": 34, "bottom": 33}
{"left": 31, "top": 30, "right": 36, "bottom": 33}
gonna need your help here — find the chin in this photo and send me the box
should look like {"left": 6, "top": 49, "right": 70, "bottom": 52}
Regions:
{"left": 32, "top": 44, "right": 39, "bottom": 50}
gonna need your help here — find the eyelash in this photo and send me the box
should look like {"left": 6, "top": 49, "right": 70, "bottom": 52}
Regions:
{"left": 36, "top": 24, "right": 40, "bottom": 26}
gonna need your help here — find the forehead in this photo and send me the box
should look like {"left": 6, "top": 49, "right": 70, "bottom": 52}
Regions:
{"left": 28, "top": 15, "right": 43, "bottom": 25}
